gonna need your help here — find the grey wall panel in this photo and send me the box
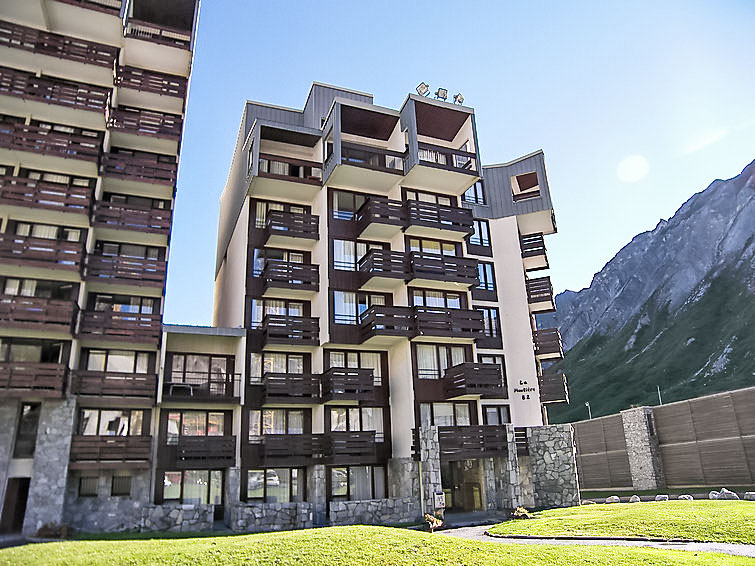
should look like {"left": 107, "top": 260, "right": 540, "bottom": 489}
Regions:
{"left": 478, "top": 151, "right": 553, "bottom": 221}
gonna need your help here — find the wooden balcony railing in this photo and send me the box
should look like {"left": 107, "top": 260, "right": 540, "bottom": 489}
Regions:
{"left": 538, "top": 368, "right": 569, "bottom": 404}
{"left": 163, "top": 373, "right": 241, "bottom": 401}
{"left": 417, "top": 142, "right": 477, "bottom": 174}
{"left": 320, "top": 368, "right": 375, "bottom": 402}
{"left": 53, "top": 0, "right": 122, "bottom": 14}
{"left": 70, "top": 370, "right": 157, "bottom": 397}
{"left": 78, "top": 310, "right": 162, "bottom": 342}
{"left": 359, "top": 305, "right": 414, "bottom": 342}
{"left": 173, "top": 436, "right": 236, "bottom": 468}
{"left": 107, "top": 106, "right": 183, "bottom": 139}
{"left": 254, "top": 434, "right": 326, "bottom": 466}
{"left": 340, "top": 141, "right": 404, "bottom": 174}
{"left": 260, "top": 314, "right": 319, "bottom": 346}
{"left": 115, "top": 66, "right": 187, "bottom": 98}
{"left": 0, "top": 175, "right": 91, "bottom": 213}
{"left": 70, "top": 435, "right": 152, "bottom": 469}
{"left": 258, "top": 153, "right": 322, "bottom": 186}
{"left": 358, "top": 249, "right": 409, "bottom": 282}
{"left": 264, "top": 210, "right": 319, "bottom": 242}
{"left": 0, "top": 234, "right": 82, "bottom": 270}
{"left": 92, "top": 201, "right": 172, "bottom": 234}
{"left": 408, "top": 252, "right": 478, "bottom": 286}
{"left": 326, "top": 431, "right": 379, "bottom": 465}
{"left": 0, "top": 362, "right": 65, "bottom": 397}
{"left": 355, "top": 197, "right": 406, "bottom": 234}
{"left": 520, "top": 233, "right": 547, "bottom": 258}
{"left": 0, "top": 296, "right": 75, "bottom": 331}
{"left": 125, "top": 19, "right": 192, "bottom": 49}
{"left": 437, "top": 425, "right": 508, "bottom": 461}
{"left": 443, "top": 362, "right": 505, "bottom": 399}
{"left": 413, "top": 307, "right": 484, "bottom": 339}
{"left": 259, "top": 373, "right": 321, "bottom": 404}
{"left": 0, "top": 20, "right": 118, "bottom": 67}
{"left": 100, "top": 152, "right": 177, "bottom": 186}
{"left": 85, "top": 254, "right": 167, "bottom": 287}
{"left": 0, "top": 66, "right": 109, "bottom": 113}
{"left": 261, "top": 260, "right": 319, "bottom": 293}
{"left": 533, "top": 328, "right": 564, "bottom": 358}
{"left": 405, "top": 200, "right": 474, "bottom": 234}
{"left": 526, "top": 276, "right": 554, "bottom": 307}
{"left": 0, "top": 121, "right": 101, "bottom": 162}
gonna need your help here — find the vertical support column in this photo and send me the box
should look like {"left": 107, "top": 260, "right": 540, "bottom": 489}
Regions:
{"left": 224, "top": 467, "right": 241, "bottom": 528}
{"left": 502, "top": 424, "right": 523, "bottom": 508}
{"left": 22, "top": 399, "right": 76, "bottom": 536}
{"left": 527, "top": 424, "right": 580, "bottom": 509}
{"left": 0, "top": 401, "right": 20, "bottom": 517}
{"left": 418, "top": 427, "right": 442, "bottom": 513}
{"left": 307, "top": 464, "right": 327, "bottom": 526}
{"left": 620, "top": 407, "right": 665, "bottom": 490}
{"left": 387, "top": 457, "right": 418, "bottom": 499}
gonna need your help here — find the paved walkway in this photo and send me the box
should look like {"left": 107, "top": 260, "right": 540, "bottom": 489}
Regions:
{"left": 439, "top": 525, "right": 755, "bottom": 558}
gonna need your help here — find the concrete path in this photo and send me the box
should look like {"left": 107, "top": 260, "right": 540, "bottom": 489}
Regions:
{"left": 439, "top": 525, "right": 755, "bottom": 558}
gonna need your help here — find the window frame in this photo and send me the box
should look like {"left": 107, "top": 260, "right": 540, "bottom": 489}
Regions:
{"left": 78, "top": 408, "right": 146, "bottom": 437}
{"left": 245, "top": 467, "right": 306, "bottom": 503}
{"left": 328, "top": 465, "right": 386, "bottom": 501}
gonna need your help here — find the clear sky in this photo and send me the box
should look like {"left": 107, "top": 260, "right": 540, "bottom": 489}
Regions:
{"left": 164, "top": 0, "right": 755, "bottom": 324}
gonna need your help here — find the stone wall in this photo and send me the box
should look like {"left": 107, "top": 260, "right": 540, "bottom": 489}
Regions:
{"left": 141, "top": 503, "right": 214, "bottom": 532}
{"left": 387, "top": 457, "right": 419, "bottom": 499}
{"left": 527, "top": 424, "right": 580, "bottom": 509}
{"left": 63, "top": 471, "right": 150, "bottom": 532}
{"left": 329, "top": 497, "right": 420, "bottom": 526}
{"left": 307, "top": 464, "right": 327, "bottom": 527}
{"left": 0, "top": 400, "right": 19, "bottom": 515}
{"left": 418, "top": 427, "right": 442, "bottom": 513}
{"left": 227, "top": 502, "right": 314, "bottom": 532}
{"left": 621, "top": 407, "right": 666, "bottom": 490}
{"left": 23, "top": 399, "right": 76, "bottom": 536}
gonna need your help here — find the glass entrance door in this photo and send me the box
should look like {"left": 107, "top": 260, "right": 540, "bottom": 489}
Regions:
{"left": 440, "top": 459, "right": 483, "bottom": 512}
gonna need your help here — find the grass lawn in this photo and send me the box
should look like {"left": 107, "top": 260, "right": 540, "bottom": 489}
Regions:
{"left": 0, "top": 525, "right": 752, "bottom": 566}
{"left": 489, "top": 500, "right": 755, "bottom": 543}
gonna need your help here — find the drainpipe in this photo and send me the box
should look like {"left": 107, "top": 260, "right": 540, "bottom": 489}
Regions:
{"left": 418, "top": 460, "right": 425, "bottom": 516}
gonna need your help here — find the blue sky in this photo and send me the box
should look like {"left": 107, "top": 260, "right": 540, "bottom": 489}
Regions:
{"left": 164, "top": 0, "right": 755, "bottom": 324}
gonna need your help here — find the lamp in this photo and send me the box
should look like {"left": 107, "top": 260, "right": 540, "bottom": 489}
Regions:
{"left": 434, "top": 88, "right": 448, "bottom": 101}
{"left": 416, "top": 82, "right": 430, "bottom": 96}
{"left": 453, "top": 93, "right": 464, "bottom": 105}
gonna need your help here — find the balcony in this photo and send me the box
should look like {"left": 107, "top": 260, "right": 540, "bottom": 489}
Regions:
{"left": 100, "top": 152, "right": 177, "bottom": 193}
{"left": 404, "top": 141, "right": 479, "bottom": 196}
{"left": 162, "top": 373, "right": 241, "bottom": 402}
{"left": 53, "top": 0, "right": 123, "bottom": 14}
{"left": 247, "top": 434, "right": 325, "bottom": 467}
{"left": 0, "top": 362, "right": 65, "bottom": 397}
{"left": 437, "top": 425, "right": 508, "bottom": 461}
{"left": 538, "top": 368, "right": 569, "bottom": 404}
{"left": 520, "top": 233, "right": 549, "bottom": 271}
{"left": 250, "top": 154, "right": 322, "bottom": 202}
{"left": 92, "top": 201, "right": 172, "bottom": 236}
{"left": 0, "top": 175, "right": 91, "bottom": 214}
{"left": 404, "top": 200, "right": 474, "bottom": 241}
{"left": 533, "top": 328, "right": 564, "bottom": 360}
{"left": 526, "top": 276, "right": 555, "bottom": 313}
{"left": 413, "top": 307, "right": 484, "bottom": 341}
{"left": 325, "top": 141, "right": 405, "bottom": 194}
{"left": 355, "top": 197, "right": 406, "bottom": 240}
{"left": 122, "top": 19, "right": 193, "bottom": 77}
{"left": 407, "top": 252, "right": 478, "bottom": 289}
{"left": 260, "top": 260, "right": 319, "bottom": 298}
{"left": 125, "top": 19, "right": 192, "bottom": 50}
{"left": 327, "top": 431, "right": 381, "bottom": 465}
{"left": 0, "top": 234, "right": 83, "bottom": 271}
{"left": 264, "top": 210, "right": 319, "bottom": 250}
{"left": 171, "top": 436, "right": 237, "bottom": 469}
{"left": 321, "top": 368, "right": 375, "bottom": 403}
{"left": 107, "top": 106, "right": 183, "bottom": 153}
{"left": 70, "top": 370, "right": 157, "bottom": 398}
{"left": 358, "top": 249, "right": 409, "bottom": 292}
{"left": 259, "top": 373, "right": 321, "bottom": 404}
{"left": 114, "top": 66, "right": 187, "bottom": 115}
{"left": 0, "top": 296, "right": 75, "bottom": 333}
{"left": 359, "top": 305, "right": 414, "bottom": 346}
{"left": 85, "top": 254, "right": 167, "bottom": 287}
{"left": 78, "top": 310, "right": 162, "bottom": 343}
{"left": 69, "top": 435, "right": 152, "bottom": 470}
{"left": 0, "top": 122, "right": 100, "bottom": 171}
{"left": 259, "top": 315, "right": 319, "bottom": 347}
{"left": 443, "top": 362, "right": 506, "bottom": 400}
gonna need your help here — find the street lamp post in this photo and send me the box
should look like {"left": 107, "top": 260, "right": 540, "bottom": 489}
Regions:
{"left": 584, "top": 401, "right": 592, "bottom": 420}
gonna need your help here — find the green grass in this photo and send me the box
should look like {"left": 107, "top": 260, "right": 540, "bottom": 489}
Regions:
{"left": 489, "top": 501, "right": 755, "bottom": 543}
{"left": 1, "top": 525, "right": 751, "bottom": 566}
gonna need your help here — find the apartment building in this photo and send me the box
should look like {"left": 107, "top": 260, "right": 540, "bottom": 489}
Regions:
{"left": 0, "top": 0, "right": 199, "bottom": 535}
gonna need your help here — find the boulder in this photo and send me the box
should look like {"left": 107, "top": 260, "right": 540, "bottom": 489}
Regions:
{"left": 709, "top": 491, "right": 719, "bottom": 500}
{"left": 581, "top": 500, "right": 596, "bottom": 505}
{"left": 718, "top": 488, "right": 739, "bottom": 500}
{"left": 677, "top": 494, "right": 693, "bottom": 501}
{"left": 605, "top": 496, "right": 621, "bottom": 504}
{"left": 629, "top": 495, "right": 641, "bottom": 503}
{"left": 655, "top": 494, "right": 669, "bottom": 501}
{"left": 744, "top": 492, "right": 755, "bottom": 501}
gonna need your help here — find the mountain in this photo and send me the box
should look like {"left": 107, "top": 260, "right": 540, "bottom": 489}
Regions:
{"left": 548, "top": 160, "right": 755, "bottom": 423}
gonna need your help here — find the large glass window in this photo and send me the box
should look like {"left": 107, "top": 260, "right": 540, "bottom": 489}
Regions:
{"left": 329, "top": 466, "right": 385, "bottom": 501}
{"left": 249, "top": 352, "right": 306, "bottom": 383}
{"left": 91, "top": 294, "right": 156, "bottom": 314}
{"left": 477, "top": 262, "right": 496, "bottom": 292}
{"left": 333, "top": 291, "right": 386, "bottom": 325}
{"left": 411, "top": 289, "right": 463, "bottom": 309}
{"left": 479, "top": 354, "right": 507, "bottom": 389}
{"left": 13, "top": 403, "right": 41, "bottom": 458}
{"left": 253, "top": 201, "right": 306, "bottom": 229}
{"left": 408, "top": 238, "right": 456, "bottom": 256}
{"left": 329, "top": 407, "right": 383, "bottom": 441}
{"left": 0, "top": 338, "right": 64, "bottom": 364}
{"left": 419, "top": 402, "right": 473, "bottom": 427}
{"left": 247, "top": 468, "right": 305, "bottom": 503}
{"left": 249, "top": 409, "right": 306, "bottom": 436}
{"left": 463, "top": 181, "right": 486, "bottom": 205}
{"left": 250, "top": 299, "right": 305, "bottom": 327}
{"left": 162, "top": 470, "right": 223, "bottom": 505}
{"left": 333, "top": 239, "right": 383, "bottom": 271}
{"left": 483, "top": 405, "right": 511, "bottom": 425}
{"left": 166, "top": 411, "right": 226, "bottom": 444}
{"left": 79, "top": 408, "right": 144, "bottom": 436}
{"left": 332, "top": 190, "right": 366, "bottom": 221}
{"left": 84, "top": 349, "right": 151, "bottom": 374}
{"left": 327, "top": 350, "right": 383, "bottom": 386}
{"left": 470, "top": 219, "right": 490, "bottom": 247}
{"left": 415, "top": 344, "right": 466, "bottom": 379}
{"left": 476, "top": 307, "right": 501, "bottom": 338}
{"left": 95, "top": 240, "right": 161, "bottom": 260}
{"left": 251, "top": 248, "right": 304, "bottom": 276}
{"left": 404, "top": 189, "right": 453, "bottom": 206}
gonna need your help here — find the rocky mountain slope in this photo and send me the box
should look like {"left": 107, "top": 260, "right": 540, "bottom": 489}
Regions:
{"left": 548, "top": 160, "right": 755, "bottom": 423}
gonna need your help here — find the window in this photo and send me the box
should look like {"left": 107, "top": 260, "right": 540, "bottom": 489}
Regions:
{"left": 408, "top": 238, "right": 456, "bottom": 256}
{"left": 168, "top": 353, "right": 231, "bottom": 388}
{"left": 470, "top": 219, "right": 490, "bottom": 247}
{"left": 249, "top": 409, "right": 306, "bottom": 436}
{"left": 249, "top": 352, "right": 306, "bottom": 383}
{"left": 0, "top": 338, "right": 64, "bottom": 364}
{"left": 326, "top": 350, "right": 383, "bottom": 386}
{"left": 1, "top": 278, "right": 72, "bottom": 300}
{"left": 251, "top": 248, "right": 304, "bottom": 276}
{"left": 333, "top": 239, "right": 384, "bottom": 271}
{"left": 14, "top": 222, "right": 81, "bottom": 242}
{"left": 476, "top": 307, "right": 501, "bottom": 338}
{"left": 21, "top": 168, "right": 95, "bottom": 190}
{"left": 166, "top": 411, "right": 225, "bottom": 444}
{"left": 83, "top": 349, "right": 151, "bottom": 374}
{"left": 477, "top": 262, "right": 496, "bottom": 292}
{"left": 250, "top": 299, "right": 306, "bottom": 327}
{"left": 79, "top": 477, "right": 98, "bottom": 497}
{"left": 329, "top": 407, "right": 384, "bottom": 441}
{"left": 91, "top": 294, "right": 157, "bottom": 314}
{"left": 404, "top": 189, "right": 453, "bottom": 206}
{"left": 95, "top": 241, "right": 162, "bottom": 260}
{"left": 463, "top": 181, "right": 486, "bottom": 205}
{"left": 415, "top": 344, "right": 466, "bottom": 379}
{"left": 411, "top": 289, "right": 463, "bottom": 309}
{"left": 332, "top": 190, "right": 366, "bottom": 221}
{"left": 333, "top": 291, "right": 386, "bottom": 325}
{"left": 247, "top": 468, "right": 305, "bottom": 502}
{"left": 111, "top": 476, "right": 132, "bottom": 497}
{"left": 419, "top": 402, "right": 473, "bottom": 427}
{"left": 79, "top": 409, "right": 144, "bottom": 436}
{"left": 511, "top": 172, "right": 540, "bottom": 200}
{"left": 162, "top": 470, "right": 223, "bottom": 505}
{"left": 253, "top": 200, "right": 306, "bottom": 229}
{"left": 13, "top": 403, "right": 41, "bottom": 458}
{"left": 483, "top": 405, "right": 511, "bottom": 425}
{"left": 479, "top": 354, "right": 507, "bottom": 390}
{"left": 102, "top": 192, "right": 168, "bottom": 210}
{"left": 330, "top": 466, "right": 385, "bottom": 501}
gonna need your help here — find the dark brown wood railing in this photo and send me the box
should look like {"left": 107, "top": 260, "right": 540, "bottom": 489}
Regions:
{"left": 0, "top": 175, "right": 91, "bottom": 213}
{"left": 358, "top": 249, "right": 409, "bottom": 281}
{"left": 124, "top": 19, "right": 192, "bottom": 49}
{"left": 163, "top": 373, "right": 241, "bottom": 401}
{"left": 321, "top": 368, "right": 375, "bottom": 402}
{"left": 417, "top": 142, "right": 477, "bottom": 174}
{"left": 533, "top": 328, "right": 563, "bottom": 358}
{"left": 437, "top": 425, "right": 508, "bottom": 461}
{"left": 520, "top": 233, "right": 547, "bottom": 258}
{"left": 100, "top": 152, "right": 177, "bottom": 186}
{"left": 538, "top": 368, "right": 569, "bottom": 403}
{"left": 261, "top": 260, "right": 319, "bottom": 293}
{"left": 92, "top": 201, "right": 172, "bottom": 234}
{"left": 341, "top": 141, "right": 404, "bottom": 174}
{"left": 258, "top": 153, "right": 322, "bottom": 185}
{"left": 0, "top": 362, "right": 65, "bottom": 397}
{"left": 326, "top": 431, "right": 379, "bottom": 465}
{"left": 256, "top": 434, "right": 326, "bottom": 466}
{"left": 443, "top": 362, "right": 505, "bottom": 399}
{"left": 355, "top": 197, "right": 406, "bottom": 234}
{"left": 0, "top": 66, "right": 109, "bottom": 112}
{"left": 53, "top": 0, "right": 122, "bottom": 14}
{"left": 0, "top": 296, "right": 75, "bottom": 331}
{"left": 260, "top": 373, "right": 321, "bottom": 403}
{"left": 260, "top": 315, "right": 319, "bottom": 346}
{"left": 69, "top": 435, "right": 152, "bottom": 468}
{"left": 526, "top": 276, "right": 554, "bottom": 307}
{"left": 107, "top": 106, "right": 183, "bottom": 139}
{"left": 70, "top": 371, "right": 157, "bottom": 397}
{"left": 78, "top": 310, "right": 162, "bottom": 342}
{"left": 115, "top": 66, "right": 187, "bottom": 98}
{"left": 413, "top": 307, "right": 484, "bottom": 339}
{"left": 85, "top": 254, "right": 167, "bottom": 287}
{"left": 359, "top": 305, "right": 414, "bottom": 341}
{"left": 408, "top": 251, "right": 478, "bottom": 286}
{"left": 0, "top": 121, "right": 101, "bottom": 161}
{"left": 174, "top": 436, "right": 236, "bottom": 468}
{"left": 0, "top": 234, "right": 82, "bottom": 270}
{"left": 405, "top": 199, "right": 474, "bottom": 233}
{"left": 264, "top": 210, "right": 319, "bottom": 242}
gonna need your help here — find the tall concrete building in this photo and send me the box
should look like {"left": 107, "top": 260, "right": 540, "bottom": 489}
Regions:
{"left": 0, "top": 0, "right": 199, "bottom": 535}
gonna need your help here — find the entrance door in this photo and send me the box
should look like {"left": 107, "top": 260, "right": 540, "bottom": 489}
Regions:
{"left": 0, "top": 478, "right": 31, "bottom": 533}
{"left": 440, "top": 460, "right": 483, "bottom": 512}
